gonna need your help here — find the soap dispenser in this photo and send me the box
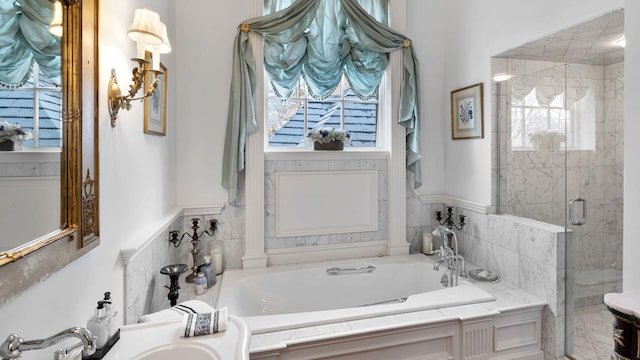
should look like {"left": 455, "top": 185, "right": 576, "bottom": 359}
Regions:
{"left": 197, "top": 255, "right": 216, "bottom": 288}
{"left": 87, "top": 300, "right": 110, "bottom": 348}
{"left": 102, "top": 292, "right": 117, "bottom": 338}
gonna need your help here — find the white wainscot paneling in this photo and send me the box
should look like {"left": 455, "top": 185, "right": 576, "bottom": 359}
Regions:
{"left": 276, "top": 171, "right": 378, "bottom": 237}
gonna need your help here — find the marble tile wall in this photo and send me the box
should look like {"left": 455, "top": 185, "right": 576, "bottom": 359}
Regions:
{"left": 495, "top": 59, "right": 624, "bottom": 309}
{"left": 263, "top": 159, "right": 389, "bottom": 250}
{"left": 123, "top": 216, "right": 180, "bottom": 325}
{"left": 452, "top": 210, "right": 566, "bottom": 359}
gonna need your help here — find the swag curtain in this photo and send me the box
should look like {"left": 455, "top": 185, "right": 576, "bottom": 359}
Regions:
{"left": 0, "top": 0, "right": 61, "bottom": 87}
{"left": 222, "top": 0, "right": 421, "bottom": 202}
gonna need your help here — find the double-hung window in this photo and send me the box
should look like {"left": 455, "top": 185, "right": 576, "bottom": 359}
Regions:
{"left": 262, "top": 0, "right": 389, "bottom": 151}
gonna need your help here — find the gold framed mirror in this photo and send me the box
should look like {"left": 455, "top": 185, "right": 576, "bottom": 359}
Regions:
{"left": 0, "top": 0, "right": 99, "bottom": 305}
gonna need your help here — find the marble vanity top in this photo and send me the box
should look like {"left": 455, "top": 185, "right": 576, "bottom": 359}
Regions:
{"left": 604, "top": 291, "right": 640, "bottom": 318}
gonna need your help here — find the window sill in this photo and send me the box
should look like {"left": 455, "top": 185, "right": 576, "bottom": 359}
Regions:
{"left": 0, "top": 149, "right": 61, "bottom": 163}
{"left": 264, "top": 148, "right": 389, "bottom": 161}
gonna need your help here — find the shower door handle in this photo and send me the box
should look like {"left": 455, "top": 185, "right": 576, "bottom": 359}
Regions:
{"left": 569, "top": 197, "right": 587, "bottom": 226}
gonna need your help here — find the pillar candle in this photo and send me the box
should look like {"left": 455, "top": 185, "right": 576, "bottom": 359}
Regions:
{"left": 210, "top": 248, "right": 223, "bottom": 275}
{"left": 422, "top": 233, "right": 433, "bottom": 254}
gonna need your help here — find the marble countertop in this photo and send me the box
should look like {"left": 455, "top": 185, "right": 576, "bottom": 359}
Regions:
{"left": 604, "top": 291, "right": 640, "bottom": 318}
{"left": 247, "top": 275, "right": 547, "bottom": 354}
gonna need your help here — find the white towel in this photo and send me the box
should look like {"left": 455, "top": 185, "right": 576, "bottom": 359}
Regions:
{"left": 139, "top": 300, "right": 215, "bottom": 323}
{"left": 182, "top": 307, "right": 228, "bottom": 337}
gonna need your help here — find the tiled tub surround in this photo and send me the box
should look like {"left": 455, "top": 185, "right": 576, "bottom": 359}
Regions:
{"left": 445, "top": 209, "right": 567, "bottom": 360}
{"left": 264, "top": 159, "right": 388, "bottom": 250}
{"left": 494, "top": 59, "right": 624, "bottom": 308}
{"left": 244, "top": 268, "right": 545, "bottom": 360}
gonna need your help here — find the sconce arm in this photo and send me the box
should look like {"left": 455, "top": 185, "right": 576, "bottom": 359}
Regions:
{"left": 108, "top": 59, "right": 163, "bottom": 127}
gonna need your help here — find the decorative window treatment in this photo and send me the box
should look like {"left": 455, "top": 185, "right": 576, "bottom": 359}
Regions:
{"left": 222, "top": 0, "right": 421, "bottom": 202}
{"left": 0, "top": 0, "right": 61, "bottom": 88}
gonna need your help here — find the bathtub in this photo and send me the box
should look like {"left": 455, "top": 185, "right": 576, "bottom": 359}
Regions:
{"left": 216, "top": 254, "right": 495, "bottom": 333}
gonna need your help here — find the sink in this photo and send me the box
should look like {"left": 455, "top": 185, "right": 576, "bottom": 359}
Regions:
{"left": 103, "top": 315, "right": 250, "bottom": 360}
{"left": 134, "top": 343, "right": 220, "bottom": 360}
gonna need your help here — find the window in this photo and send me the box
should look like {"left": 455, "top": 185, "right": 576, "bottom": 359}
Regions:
{"left": 0, "top": 63, "right": 62, "bottom": 148}
{"left": 267, "top": 75, "right": 379, "bottom": 148}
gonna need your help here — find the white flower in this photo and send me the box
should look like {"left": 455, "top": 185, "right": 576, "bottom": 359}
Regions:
{"left": 305, "top": 127, "right": 351, "bottom": 144}
{"left": 0, "top": 121, "right": 33, "bottom": 143}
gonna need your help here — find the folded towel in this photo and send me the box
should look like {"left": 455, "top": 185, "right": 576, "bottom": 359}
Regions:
{"left": 183, "top": 307, "right": 228, "bottom": 337}
{"left": 139, "top": 300, "right": 215, "bottom": 323}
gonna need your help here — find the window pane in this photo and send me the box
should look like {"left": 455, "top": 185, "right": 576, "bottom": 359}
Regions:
{"left": 267, "top": 97, "right": 305, "bottom": 147}
{"left": 344, "top": 100, "right": 377, "bottom": 147}
{"left": 266, "top": 74, "right": 378, "bottom": 148}
{"left": 39, "top": 91, "right": 62, "bottom": 147}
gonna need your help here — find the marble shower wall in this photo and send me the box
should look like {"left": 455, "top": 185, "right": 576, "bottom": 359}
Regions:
{"left": 495, "top": 58, "right": 624, "bottom": 308}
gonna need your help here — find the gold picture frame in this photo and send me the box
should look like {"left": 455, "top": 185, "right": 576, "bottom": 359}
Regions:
{"left": 144, "top": 53, "right": 167, "bottom": 136}
{"left": 450, "top": 83, "right": 483, "bottom": 140}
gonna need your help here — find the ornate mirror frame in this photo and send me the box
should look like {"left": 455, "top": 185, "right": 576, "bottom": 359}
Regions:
{"left": 0, "top": 0, "right": 100, "bottom": 305}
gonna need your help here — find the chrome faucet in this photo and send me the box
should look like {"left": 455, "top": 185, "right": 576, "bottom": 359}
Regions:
{"left": 432, "top": 226, "right": 465, "bottom": 286}
{"left": 0, "top": 327, "right": 96, "bottom": 360}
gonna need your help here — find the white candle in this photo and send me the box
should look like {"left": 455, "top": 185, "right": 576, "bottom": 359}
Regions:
{"left": 422, "top": 233, "right": 433, "bottom": 254}
{"left": 210, "top": 248, "right": 223, "bottom": 275}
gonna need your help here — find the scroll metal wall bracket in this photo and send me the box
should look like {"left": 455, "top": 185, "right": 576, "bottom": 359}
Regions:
{"left": 107, "top": 59, "right": 161, "bottom": 127}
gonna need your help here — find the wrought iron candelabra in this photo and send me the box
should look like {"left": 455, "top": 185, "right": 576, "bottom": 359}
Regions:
{"left": 169, "top": 218, "right": 217, "bottom": 283}
{"left": 435, "top": 206, "right": 466, "bottom": 231}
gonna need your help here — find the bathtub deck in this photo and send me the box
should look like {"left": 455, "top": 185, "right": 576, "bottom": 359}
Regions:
{"left": 247, "top": 276, "right": 546, "bottom": 354}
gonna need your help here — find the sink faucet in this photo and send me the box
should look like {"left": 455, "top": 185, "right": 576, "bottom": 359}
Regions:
{"left": 0, "top": 327, "right": 96, "bottom": 360}
{"left": 432, "top": 226, "right": 464, "bottom": 286}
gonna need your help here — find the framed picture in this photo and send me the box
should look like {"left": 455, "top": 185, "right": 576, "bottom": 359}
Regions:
{"left": 144, "top": 53, "right": 167, "bottom": 136}
{"left": 450, "top": 83, "right": 483, "bottom": 140}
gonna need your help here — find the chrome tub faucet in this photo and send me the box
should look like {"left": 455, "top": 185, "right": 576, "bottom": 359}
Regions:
{"left": 432, "top": 226, "right": 465, "bottom": 286}
{"left": 0, "top": 327, "right": 96, "bottom": 360}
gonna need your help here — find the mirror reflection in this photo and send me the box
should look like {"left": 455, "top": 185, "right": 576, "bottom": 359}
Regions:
{"left": 0, "top": 0, "right": 62, "bottom": 252}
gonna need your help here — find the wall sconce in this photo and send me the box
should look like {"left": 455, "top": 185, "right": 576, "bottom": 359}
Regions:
{"left": 108, "top": 8, "right": 171, "bottom": 127}
{"left": 48, "top": 0, "right": 63, "bottom": 37}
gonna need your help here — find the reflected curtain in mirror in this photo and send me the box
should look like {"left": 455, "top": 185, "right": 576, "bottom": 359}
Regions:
{"left": 0, "top": 0, "right": 61, "bottom": 87}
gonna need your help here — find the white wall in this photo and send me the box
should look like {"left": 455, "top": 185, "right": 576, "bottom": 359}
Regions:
{"left": 175, "top": 1, "right": 245, "bottom": 207}
{"left": 0, "top": 0, "right": 178, "bottom": 356}
{"left": 441, "top": 0, "right": 623, "bottom": 206}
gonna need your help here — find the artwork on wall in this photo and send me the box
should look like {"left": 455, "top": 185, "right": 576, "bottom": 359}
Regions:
{"left": 144, "top": 53, "right": 168, "bottom": 136}
{"left": 450, "top": 83, "right": 483, "bottom": 139}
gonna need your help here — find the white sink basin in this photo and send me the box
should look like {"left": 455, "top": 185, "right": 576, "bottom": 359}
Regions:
{"left": 134, "top": 343, "right": 219, "bottom": 360}
{"left": 103, "top": 315, "right": 250, "bottom": 360}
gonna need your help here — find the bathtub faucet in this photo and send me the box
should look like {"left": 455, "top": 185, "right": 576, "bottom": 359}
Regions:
{"left": 432, "top": 226, "right": 463, "bottom": 286}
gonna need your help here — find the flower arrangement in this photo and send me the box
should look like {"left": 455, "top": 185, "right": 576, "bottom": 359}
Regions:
{"left": 305, "top": 127, "right": 351, "bottom": 145}
{"left": 0, "top": 121, "right": 33, "bottom": 143}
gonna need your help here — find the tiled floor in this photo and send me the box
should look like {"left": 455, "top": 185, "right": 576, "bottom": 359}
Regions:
{"left": 571, "top": 304, "right": 614, "bottom": 360}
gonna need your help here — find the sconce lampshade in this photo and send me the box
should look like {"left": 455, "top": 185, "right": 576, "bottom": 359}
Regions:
{"left": 127, "top": 8, "right": 163, "bottom": 45}
{"left": 147, "top": 21, "right": 171, "bottom": 54}
{"left": 48, "top": 0, "right": 63, "bottom": 37}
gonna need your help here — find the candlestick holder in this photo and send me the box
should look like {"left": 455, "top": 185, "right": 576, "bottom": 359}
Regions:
{"left": 169, "top": 218, "right": 217, "bottom": 283}
{"left": 435, "top": 206, "right": 466, "bottom": 231}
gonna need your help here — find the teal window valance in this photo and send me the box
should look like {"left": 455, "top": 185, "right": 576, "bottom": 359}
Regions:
{"left": 222, "top": 0, "right": 421, "bottom": 202}
{"left": 0, "top": 0, "right": 61, "bottom": 88}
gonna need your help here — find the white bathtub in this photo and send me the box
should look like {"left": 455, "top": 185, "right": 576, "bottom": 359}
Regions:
{"left": 216, "top": 254, "right": 495, "bottom": 333}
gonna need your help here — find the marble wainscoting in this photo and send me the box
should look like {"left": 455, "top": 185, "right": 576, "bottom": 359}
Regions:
{"left": 452, "top": 209, "right": 568, "bottom": 360}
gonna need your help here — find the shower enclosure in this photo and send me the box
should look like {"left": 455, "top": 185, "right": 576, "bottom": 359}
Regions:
{"left": 492, "top": 9, "right": 624, "bottom": 359}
